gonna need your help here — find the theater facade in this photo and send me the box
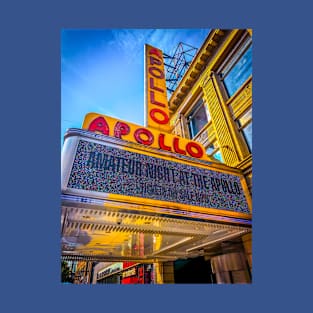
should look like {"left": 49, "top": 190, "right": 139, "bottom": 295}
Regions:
{"left": 61, "top": 29, "right": 252, "bottom": 284}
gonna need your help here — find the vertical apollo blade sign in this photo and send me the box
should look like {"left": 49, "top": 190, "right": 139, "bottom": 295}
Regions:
{"left": 144, "top": 45, "right": 171, "bottom": 133}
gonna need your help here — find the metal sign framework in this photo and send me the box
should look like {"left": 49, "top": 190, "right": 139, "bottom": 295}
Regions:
{"left": 163, "top": 42, "right": 198, "bottom": 95}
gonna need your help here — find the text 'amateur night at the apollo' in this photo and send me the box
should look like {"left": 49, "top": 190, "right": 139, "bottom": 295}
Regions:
{"left": 85, "top": 147, "right": 242, "bottom": 196}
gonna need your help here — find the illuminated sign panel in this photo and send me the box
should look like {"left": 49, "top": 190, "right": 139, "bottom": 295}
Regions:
{"left": 65, "top": 138, "right": 250, "bottom": 215}
{"left": 122, "top": 267, "right": 137, "bottom": 278}
{"left": 144, "top": 44, "right": 171, "bottom": 133}
{"left": 97, "top": 263, "right": 123, "bottom": 280}
{"left": 83, "top": 112, "right": 208, "bottom": 160}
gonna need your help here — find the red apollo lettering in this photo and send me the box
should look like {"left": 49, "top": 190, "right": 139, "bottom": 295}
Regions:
{"left": 114, "top": 121, "right": 130, "bottom": 139}
{"left": 173, "top": 137, "right": 186, "bottom": 155}
{"left": 88, "top": 117, "right": 109, "bottom": 135}
{"left": 149, "top": 56, "right": 162, "bottom": 66}
{"left": 150, "top": 77, "right": 164, "bottom": 93}
{"left": 150, "top": 91, "right": 166, "bottom": 107}
{"left": 149, "top": 67, "right": 165, "bottom": 79}
{"left": 158, "top": 134, "right": 171, "bottom": 151}
{"left": 87, "top": 116, "right": 205, "bottom": 160}
{"left": 150, "top": 108, "right": 169, "bottom": 125}
{"left": 134, "top": 128, "right": 154, "bottom": 146}
{"left": 186, "top": 142, "right": 204, "bottom": 158}
{"left": 149, "top": 48, "right": 162, "bottom": 59}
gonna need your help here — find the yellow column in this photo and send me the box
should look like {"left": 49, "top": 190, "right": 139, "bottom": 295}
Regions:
{"left": 201, "top": 74, "right": 243, "bottom": 166}
{"left": 154, "top": 262, "right": 164, "bottom": 284}
{"left": 154, "top": 262, "right": 175, "bottom": 284}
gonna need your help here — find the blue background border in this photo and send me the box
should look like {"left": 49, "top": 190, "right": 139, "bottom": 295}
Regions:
{"left": 2, "top": 0, "right": 311, "bottom": 312}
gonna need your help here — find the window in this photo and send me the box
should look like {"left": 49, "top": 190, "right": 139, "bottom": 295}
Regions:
{"left": 220, "top": 36, "right": 252, "bottom": 98}
{"left": 237, "top": 108, "right": 252, "bottom": 152}
{"left": 187, "top": 99, "right": 210, "bottom": 138}
{"left": 206, "top": 141, "right": 223, "bottom": 162}
{"left": 213, "top": 150, "right": 223, "bottom": 162}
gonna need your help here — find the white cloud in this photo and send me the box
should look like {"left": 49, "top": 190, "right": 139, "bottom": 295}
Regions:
{"left": 110, "top": 29, "right": 152, "bottom": 64}
{"left": 110, "top": 28, "right": 210, "bottom": 62}
{"left": 109, "top": 29, "right": 196, "bottom": 64}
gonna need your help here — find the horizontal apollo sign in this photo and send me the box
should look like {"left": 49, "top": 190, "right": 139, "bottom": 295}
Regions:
{"left": 83, "top": 112, "right": 210, "bottom": 161}
{"left": 62, "top": 131, "right": 251, "bottom": 219}
{"left": 144, "top": 44, "right": 171, "bottom": 133}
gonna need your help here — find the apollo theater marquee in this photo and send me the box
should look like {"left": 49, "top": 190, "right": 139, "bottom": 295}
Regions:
{"left": 61, "top": 45, "right": 252, "bottom": 263}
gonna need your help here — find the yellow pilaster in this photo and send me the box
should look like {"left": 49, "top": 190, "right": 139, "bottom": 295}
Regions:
{"left": 154, "top": 262, "right": 175, "bottom": 284}
{"left": 201, "top": 74, "right": 243, "bottom": 167}
{"left": 154, "top": 262, "right": 164, "bottom": 284}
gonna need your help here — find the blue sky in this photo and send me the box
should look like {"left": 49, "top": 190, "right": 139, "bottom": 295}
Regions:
{"left": 61, "top": 29, "right": 210, "bottom": 145}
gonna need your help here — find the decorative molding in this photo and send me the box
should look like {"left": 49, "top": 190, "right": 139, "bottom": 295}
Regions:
{"left": 169, "top": 29, "right": 228, "bottom": 112}
{"left": 202, "top": 78, "right": 240, "bottom": 167}
{"left": 228, "top": 79, "right": 252, "bottom": 118}
{"left": 194, "top": 128, "right": 209, "bottom": 146}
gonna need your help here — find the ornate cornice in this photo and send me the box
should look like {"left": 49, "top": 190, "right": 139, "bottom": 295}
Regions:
{"left": 168, "top": 29, "right": 228, "bottom": 113}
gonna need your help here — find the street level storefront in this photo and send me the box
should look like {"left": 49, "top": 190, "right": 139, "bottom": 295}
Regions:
{"left": 93, "top": 262, "right": 154, "bottom": 284}
{"left": 61, "top": 29, "right": 252, "bottom": 283}
{"left": 96, "top": 262, "right": 123, "bottom": 284}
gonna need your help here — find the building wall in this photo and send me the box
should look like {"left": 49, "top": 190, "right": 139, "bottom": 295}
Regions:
{"left": 170, "top": 29, "right": 252, "bottom": 194}
{"left": 154, "top": 261, "right": 175, "bottom": 284}
{"left": 169, "top": 30, "right": 252, "bottom": 184}
{"left": 211, "top": 251, "right": 251, "bottom": 283}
